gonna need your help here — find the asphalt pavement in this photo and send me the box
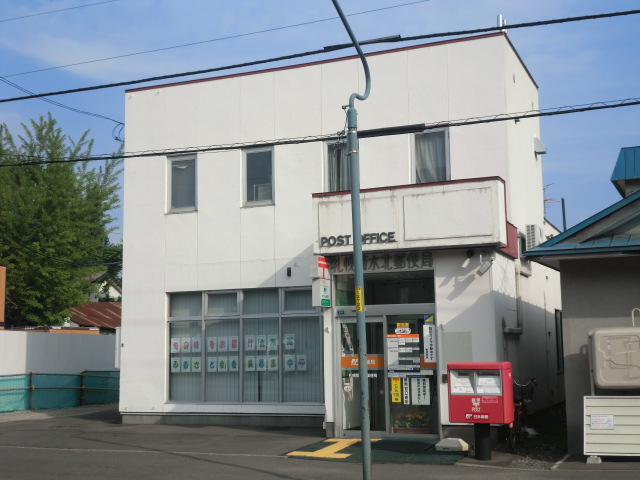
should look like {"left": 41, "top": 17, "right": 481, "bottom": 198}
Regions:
{"left": 1, "top": 405, "right": 639, "bottom": 480}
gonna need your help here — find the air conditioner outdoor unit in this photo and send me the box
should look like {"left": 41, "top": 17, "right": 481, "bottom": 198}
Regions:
{"left": 525, "top": 224, "right": 543, "bottom": 250}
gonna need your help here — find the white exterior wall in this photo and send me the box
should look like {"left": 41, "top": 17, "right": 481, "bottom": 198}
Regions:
{"left": 0, "top": 331, "right": 117, "bottom": 375}
{"left": 121, "top": 33, "right": 561, "bottom": 422}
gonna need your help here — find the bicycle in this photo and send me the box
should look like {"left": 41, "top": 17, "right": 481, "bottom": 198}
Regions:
{"left": 506, "top": 377, "right": 537, "bottom": 452}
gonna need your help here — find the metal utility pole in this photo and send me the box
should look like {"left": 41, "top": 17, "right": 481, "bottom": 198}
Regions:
{"left": 330, "top": 1, "right": 372, "bottom": 479}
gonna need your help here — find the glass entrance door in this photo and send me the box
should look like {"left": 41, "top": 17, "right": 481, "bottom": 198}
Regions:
{"left": 387, "top": 315, "right": 438, "bottom": 435}
{"left": 340, "top": 319, "right": 386, "bottom": 433}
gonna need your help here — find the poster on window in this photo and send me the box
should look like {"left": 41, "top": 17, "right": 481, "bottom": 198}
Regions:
{"left": 207, "top": 337, "right": 217, "bottom": 352}
{"left": 170, "top": 356, "right": 181, "bottom": 373}
{"left": 284, "top": 355, "right": 296, "bottom": 372}
{"left": 283, "top": 334, "right": 295, "bottom": 350}
{"left": 229, "top": 356, "right": 239, "bottom": 372}
{"left": 268, "top": 335, "right": 278, "bottom": 351}
{"left": 229, "top": 336, "right": 239, "bottom": 352}
{"left": 218, "top": 336, "right": 228, "bottom": 352}
{"left": 256, "top": 356, "right": 267, "bottom": 371}
{"left": 170, "top": 338, "right": 180, "bottom": 354}
{"left": 245, "top": 335, "right": 256, "bottom": 351}
{"left": 192, "top": 357, "right": 202, "bottom": 373}
{"left": 422, "top": 316, "right": 436, "bottom": 364}
{"left": 245, "top": 356, "right": 256, "bottom": 371}
{"left": 218, "top": 356, "right": 228, "bottom": 372}
{"left": 268, "top": 356, "right": 279, "bottom": 371}
{"left": 296, "top": 355, "right": 307, "bottom": 372}
{"left": 296, "top": 355, "right": 307, "bottom": 371}
{"left": 181, "top": 338, "right": 191, "bottom": 353}
{"left": 192, "top": 337, "right": 202, "bottom": 353}
{"left": 256, "top": 335, "right": 267, "bottom": 351}
{"left": 207, "top": 357, "right": 217, "bottom": 372}
{"left": 411, "top": 377, "right": 430, "bottom": 405}
{"left": 181, "top": 357, "right": 191, "bottom": 372}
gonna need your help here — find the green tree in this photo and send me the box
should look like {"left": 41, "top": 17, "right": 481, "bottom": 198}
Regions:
{"left": 0, "top": 113, "right": 122, "bottom": 326}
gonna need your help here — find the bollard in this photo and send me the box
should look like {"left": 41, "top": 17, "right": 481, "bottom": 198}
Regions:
{"left": 474, "top": 423, "right": 491, "bottom": 460}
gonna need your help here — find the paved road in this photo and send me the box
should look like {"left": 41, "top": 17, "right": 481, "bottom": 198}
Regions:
{"left": 1, "top": 405, "right": 639, "bottom": 480}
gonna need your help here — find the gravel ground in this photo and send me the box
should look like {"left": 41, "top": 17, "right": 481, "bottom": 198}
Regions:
{"left": 493, "top": 410, "right": 569, "bottom": 470}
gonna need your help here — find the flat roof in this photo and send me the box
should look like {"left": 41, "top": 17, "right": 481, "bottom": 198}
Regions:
{"left": 126, "top": 32, "right": 537, "bottom": 93}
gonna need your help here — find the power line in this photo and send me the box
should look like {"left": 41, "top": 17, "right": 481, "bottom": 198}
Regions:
{"left": 0, "top": 76, "right": 124, "bottom": 141}
{"left": 3, "top": 0, "right": 432, "bottom": 78}
{"left": 2, "top": 9, "right": 639, "bottom": 104}
{"left": 1, "top": 96, "right": 638, "bottom": 168}
{"left": 0, "top": 0, "right": 120, "bottom": 23}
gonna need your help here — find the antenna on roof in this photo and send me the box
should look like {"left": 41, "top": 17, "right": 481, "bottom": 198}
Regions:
{"left": 498, "top": 15, "right": 508, "bottom": 33}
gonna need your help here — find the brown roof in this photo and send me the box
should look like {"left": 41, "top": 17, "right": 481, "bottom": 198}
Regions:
{"left": 70, "top": 302, "right": 121, "bottom": 330}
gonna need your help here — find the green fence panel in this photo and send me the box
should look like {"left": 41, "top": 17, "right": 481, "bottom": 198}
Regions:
{"left": 0, "top": 375, "right": 30, "bottom": 413}
{"left": 31, "top": 374, "right": 81, "bottom": 410}
{"left": 82, "top": 371, "right": 120, "bottom": 405}
{"left": 0, "top": 371, "right": 120, "bottom": 413}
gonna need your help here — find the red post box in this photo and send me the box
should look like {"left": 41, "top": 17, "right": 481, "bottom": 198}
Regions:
{"left": 448, "top": 362, "right": 514, "bottom": 425}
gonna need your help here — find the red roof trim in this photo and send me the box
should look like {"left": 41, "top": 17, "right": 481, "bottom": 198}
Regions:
{"left": 126, "top": 33, "right": 508, "bottom": 93}
{"left": 311, "top": 176, "right": 506, "bottom": 198}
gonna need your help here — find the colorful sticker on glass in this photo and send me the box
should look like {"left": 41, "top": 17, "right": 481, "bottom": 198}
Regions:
{"left": 218, "top": 356, "right": 228, "bottom": 372}
{"left": 284, "top": 334, "right": 295, "bottom": 350}
{"left": 207, "top": 357, "right": 217, "bottom": 372}
{"left": 245, "top": 356, "right": 256, "bottom": 371}
{"left": 284, "top": 355, "right": 296, "bottom": 372}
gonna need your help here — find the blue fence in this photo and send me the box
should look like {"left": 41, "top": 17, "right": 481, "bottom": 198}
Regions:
{"left": 0, "top": 371, "right": 119, "bottom": 413}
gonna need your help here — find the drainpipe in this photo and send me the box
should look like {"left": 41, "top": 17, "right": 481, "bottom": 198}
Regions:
{"left": 330, "top": 1, "right": 372, "bottom": 479}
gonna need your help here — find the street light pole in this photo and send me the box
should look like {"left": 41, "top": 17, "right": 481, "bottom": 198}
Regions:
{"left": 330, "top": 1, "right": 372, "bottom": 479}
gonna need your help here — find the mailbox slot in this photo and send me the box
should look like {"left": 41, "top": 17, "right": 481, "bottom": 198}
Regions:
{"left": 448, "top": 362, "right": 513, "bottom": 425}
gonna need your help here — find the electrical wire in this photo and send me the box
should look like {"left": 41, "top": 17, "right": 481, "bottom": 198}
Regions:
{"left": 0, "top": 76, "right": 124, "bottom": 141}
{"left": 1, "top": 9, "right": 639, "bottom": 104}
{"left": 2, "top": 0, "right": 432, "bottom": 78}
{"left": 0, "top": 1, "right": 120, "bottom": 23}
{"left": 1, "top": 96, "right": 638, "bottom": 168}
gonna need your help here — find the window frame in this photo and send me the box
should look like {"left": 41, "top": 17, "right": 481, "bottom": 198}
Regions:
{"left": 412, "top": 129, "right": 450, "bottom": 184}
{"left": 167, "top": 289, "right": 322, "bottom": 405}
{"left": 167, "top": 155, "right": 197, "bottom": 213}
{"left": 326, "top": 140, "right": 350, "bottom": 193}
{"left": 244, "top": 148, "right": 274, "bottom": 206}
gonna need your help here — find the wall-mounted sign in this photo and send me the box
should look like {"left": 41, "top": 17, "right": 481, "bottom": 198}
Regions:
{"left": 312, "top": 278, "right": 331, "bottom": 307}
{"left": 320, "top": 232, "right": 396, "bottom": 248}
{"left": 329, "top": 251, "right": 433, "bottom": 273}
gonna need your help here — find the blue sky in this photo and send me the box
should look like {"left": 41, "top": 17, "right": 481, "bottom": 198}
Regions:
{"left": 1, "top": 0, "right": 639, "bottom": 241}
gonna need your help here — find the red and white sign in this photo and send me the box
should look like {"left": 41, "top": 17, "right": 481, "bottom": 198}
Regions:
{"left": 317, "top": 256, "right": 329, "bottom": 279}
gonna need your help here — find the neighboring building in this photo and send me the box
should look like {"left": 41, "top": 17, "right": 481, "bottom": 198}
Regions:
{"left": 70, "top": 302, "right": 122, "bottom": 334}
{"left": 120, "top": 32, "right": 562, "bottom": 440}
{"left": 525, "top": 146, "right": 640, "bottom": 453}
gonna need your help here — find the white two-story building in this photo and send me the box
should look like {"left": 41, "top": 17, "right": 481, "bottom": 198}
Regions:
{"left": 120, "top": 32, "right": 563, "bottom": 439}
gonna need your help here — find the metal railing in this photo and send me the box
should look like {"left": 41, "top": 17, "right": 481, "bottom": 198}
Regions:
{"left": 0, "top": 370, "right": 119, "bottom": 413}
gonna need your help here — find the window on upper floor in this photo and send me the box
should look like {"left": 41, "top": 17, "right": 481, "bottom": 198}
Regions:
{"left": 169, "top": 156, "right": 196, "bottom": 212}
{"left": 245, "top": 148, "right": 273, "bottom": 205}
{"left": 327, "top": 141, "right": 350, "bottom": 192}
{"left": 414, "top": 130, "right": 449, "bottom": 184}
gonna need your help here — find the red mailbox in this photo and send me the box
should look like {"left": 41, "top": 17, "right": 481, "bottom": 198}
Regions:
{"left": 448, "top": 362, "right": 513, "bottom": 425}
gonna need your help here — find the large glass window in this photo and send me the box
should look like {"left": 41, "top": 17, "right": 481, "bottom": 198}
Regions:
{"left": 169, "top": 156, "right": 196, "bottom": 211}
{"left": 245, "top": 149, "right": 273, "bottom": 204}
{"left": 415, "top": 130, "right": 448, "bottom": 184}
{"left": 205, "top": 319, "right": 240, "bottom": 402}
{"left": 169, "top": 321, "right": 202, "bottom": 401}
{"left": 336, "top": 271, "right": 435, "bottom": 307}
{"left": 168, "top": 288, "right": 322, "bottom": 404}
{"left": 327, "top": 142, "right": 350, "bottom": 192}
